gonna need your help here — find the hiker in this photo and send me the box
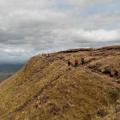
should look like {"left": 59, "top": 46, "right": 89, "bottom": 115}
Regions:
{"left": 75, "top": 59, "right": 79, "bottom": 67}
{"left": 81, "top": 58, "right": 85, "bottom": 65}
{"left": 68, "top": 60, "right": 71, "bottom": 66}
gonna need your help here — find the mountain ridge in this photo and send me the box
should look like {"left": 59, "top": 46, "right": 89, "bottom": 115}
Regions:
{"left": 0, "top": 45, "right": 120, "bottom": 120}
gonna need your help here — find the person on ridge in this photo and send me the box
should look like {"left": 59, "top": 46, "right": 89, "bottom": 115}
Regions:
{"left": 75, "top": 59, "right": 79, "bottom": 67}
{"left": 81, "top": 58, "right": 85, "bottom": 65}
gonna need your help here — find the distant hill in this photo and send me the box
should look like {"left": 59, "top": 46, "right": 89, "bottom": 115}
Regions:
{"left": 0, "top": 63, "right": 23, "bottom": 81}
{"left": 0, "top": 46, "right": 120, "bottom": 120}
{"left": 0, "top": 63, "right": 23, "bottom": 73}
{"left": 0, "top": 72, "right": 12, "bottom": 81}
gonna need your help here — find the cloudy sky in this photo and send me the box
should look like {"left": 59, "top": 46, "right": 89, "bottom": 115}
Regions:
{"left": 0, "top": 0, "right": 120, "bottom": 63}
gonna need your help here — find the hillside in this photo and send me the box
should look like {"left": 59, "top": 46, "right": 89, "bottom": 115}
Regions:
{"left": 0, "top": 45, "right": 120, "bottom": 120}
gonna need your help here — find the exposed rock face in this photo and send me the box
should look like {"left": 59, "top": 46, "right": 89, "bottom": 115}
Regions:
{"left": 0, "top": 45, "right": 120, "bottom": 120}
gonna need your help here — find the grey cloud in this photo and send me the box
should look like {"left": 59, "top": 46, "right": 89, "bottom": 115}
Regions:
{"left": 67, "top": 0, "right": 114, "bottom": 8}
{"left": 0, "top": 0, "right": 119, "bottom": 63}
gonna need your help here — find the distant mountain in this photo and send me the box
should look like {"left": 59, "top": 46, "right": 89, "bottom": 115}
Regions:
{"left": 0, "top": 63, "right": 23, "bottom": 81}
{"left": 0, "top": 63, "right": 23, "bottom": 73}
{"left": 0, "top": 46, "right": 120, "bottom": 120}
{"left": 0, "top": 72, "right": 13, "bottom": 81}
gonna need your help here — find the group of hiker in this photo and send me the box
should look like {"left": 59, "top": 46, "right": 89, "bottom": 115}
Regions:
{"left": 41, "top": 53, "right": 85, "bottom": 67}
{"left": 67, "top": 57, "right": 85, "bottom": 67}
{"left": 42, "top": 53, "right": 50, "bottom": 57}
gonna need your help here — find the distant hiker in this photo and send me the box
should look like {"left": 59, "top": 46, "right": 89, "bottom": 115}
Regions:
{"left": 81, "top": 58, "right": 85, "bottom": 65}
{"left": 68, "top": 60, "right": 71, "bottom": 66}
{"left": 75, "top": 59, "right": 79, "bottom": 67}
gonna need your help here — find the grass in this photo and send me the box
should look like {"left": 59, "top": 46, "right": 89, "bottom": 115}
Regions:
{"left": 0, "top": 45, "right": 120, "bottom": 120}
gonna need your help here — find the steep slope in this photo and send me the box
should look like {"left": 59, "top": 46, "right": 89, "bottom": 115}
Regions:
{"left": 0, "top": 46, "right": 120, "bottom": 120}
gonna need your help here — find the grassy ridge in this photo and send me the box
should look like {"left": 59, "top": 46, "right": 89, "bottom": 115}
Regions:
{"left": 0, "top": 46, "right": 120, "bottom": 120}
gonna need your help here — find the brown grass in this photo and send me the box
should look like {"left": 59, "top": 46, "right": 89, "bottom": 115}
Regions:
{"left": 0, "top": 45, "right": 120, "bottom": 120}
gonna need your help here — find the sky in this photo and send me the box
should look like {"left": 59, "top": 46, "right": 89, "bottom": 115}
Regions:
{"left": 0, "top": 0, "right": 120, "bottom": 63}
